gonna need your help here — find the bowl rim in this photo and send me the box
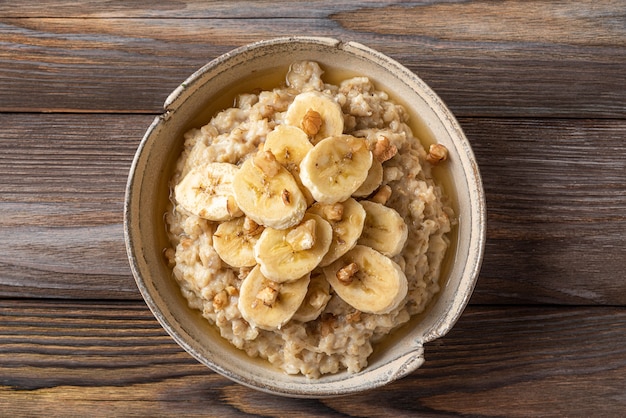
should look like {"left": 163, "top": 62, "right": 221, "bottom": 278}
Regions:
{"left": 124, "top": 36, "right": 486, "bottom": 398}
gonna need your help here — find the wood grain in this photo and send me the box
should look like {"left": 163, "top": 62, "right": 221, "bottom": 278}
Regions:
{"left": 1, "top": 114, "right": 625, "bottom": 304}
{"left": 1, "top": 1, "right": 624, "bottom": 116}
{"left": 0, "top": 114, "right": 146, "bottom": 299}
{"left": 0, "top": 0, "right": 396, "bottom": 18}
{"left": 1, "top": 1, "right": 625, "bottom": 412}
{"left": 1, "top": 301, "right": 624, "bottom": 416}
{"left": 467, "top": 117, "right": 626, "bottom": 305}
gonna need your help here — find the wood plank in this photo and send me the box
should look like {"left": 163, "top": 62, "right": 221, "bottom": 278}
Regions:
{"left": 1, "top": 114, "right": 625, "bottom": 304}
{"left": 0, "top": 114, "right": 146, "bottom": 299}
{"left": 0, "top": 301, "right": 624, "bottom": 416}
{"left": 1, "top": 2, "right": 624, "bottom": 117}
{"left": 2, "top": 0, "right": 378, "bottom": 18}
{"left": 467, "top": 117, "right": 626, "bottom": 305}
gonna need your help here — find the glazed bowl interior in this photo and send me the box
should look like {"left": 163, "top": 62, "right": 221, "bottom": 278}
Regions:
{"left": 124, "top": 37, "right": 485, "bottom": 398}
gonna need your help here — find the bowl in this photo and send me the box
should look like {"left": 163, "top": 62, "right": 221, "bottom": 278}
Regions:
{"left": 124, "top": 36, "right": 485, "bottom": 398}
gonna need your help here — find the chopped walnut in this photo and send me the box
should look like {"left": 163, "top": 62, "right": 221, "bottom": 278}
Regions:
{"left": 322, "top": 202, "right": 344, "bottom": 222}
{"left": 370, "top": 184, "right": 392, "bottom": 205}
{"left": 286, "top": 218, "right": 317, "bottom": 251}
{"left": 372, "top": 136, "right": 397, "bottom": 162}
{"left": 336, "top": 262, "right": 359, "bottom": 285}
{"left": 253, "top": 150, "right": 281, "bottom": 177}
{"left": 281, "top": 189, "right": 291, "bottom": 205}
{"left": 301, "top": 109, "right": 323, "bottom": 136}
{"left": 426, "top": 143, "right": 448, "bottom": 165}
{"left": 242, "top": 217, "right": 264, "bottom": 236}
{"left": 213, "top": 290, "right": 228, "bottom": 310}
{"left": 254, "top": 284, "right": 279, "bottom": 308}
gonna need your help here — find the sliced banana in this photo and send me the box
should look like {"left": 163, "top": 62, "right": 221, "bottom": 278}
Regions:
{"left": 254, "top": 213, "right": 333, "bottom": 283}
{"left": 264, "top": 125, "right": 315, "bottom": 205}
{"left": 323, "top": 245, "right": 408, "bottom": 314}
{"left": 308, "top": 198, "right": 366, "bottom": 267}
{"left": 284, "top": 91, "right": 344, "bottom": 144}
{"left": 291, "top": 271, "right": 331, "bottom": 323}
{"left": 174, "top": 162, "right": 242, "bottom": 221}
{"left": 358, "top": 200, "right": 408, "bottom": 257}
{"left": 232, "top": 151, "right": 307, "bottom": 230}
{"left": 352, "top": 158, "right": 383, "bottom": 197}
{"left": 212, "top": 217, "right": 263, "bottom": 268}
{"left": 238, "top": 265, "right": 310, "bottom": 330}
{"left": 300, "top": 135, "right": 373, "bottom": 204}
{"left": 264, "top": 125, "right": 313, "bottom": 170}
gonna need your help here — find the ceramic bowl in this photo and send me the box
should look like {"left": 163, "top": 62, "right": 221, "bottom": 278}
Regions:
{"left": 124, "top": 37, "right": 486, "bottom": 398}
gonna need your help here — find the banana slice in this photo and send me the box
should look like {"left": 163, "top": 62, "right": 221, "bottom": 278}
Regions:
{"left": 174, "top": 162, "right": 242, "bottom": 221}
{"left": 300, "top": 135, "right": 373, "bottom": 204}
{"left": 308, "top": 198, "right": 366, "bottom": 267}
{"left": 232, "top": 151, "right": 307, "bottom": 230}
{"left": 284, "top": 91, "right": 344, "bottom": 144}
{"left": 352, "top": 158, "right": 383, "bottom": 197}
{"left": 358, "top": 200, "right": 408, "bottom": 257}
{"left": 238, "top": 265, "right": 310, "bottom": 330}
{"left": 264, "top": 125, "right": 313, "bottom": 170}
{"left": 264, "top": 125, "right": 315, "bottom": 205}
{"left": 254, "top": 213, "right": 333, "bottom": 283}
{"left": 323, "top": 245, "right": 408, "bottom": 314}
{"left": 291, "top": 271, "right": 331, "bottom": 323}
{"left": 212, "top": 217, "right": 263, "bottom": 268}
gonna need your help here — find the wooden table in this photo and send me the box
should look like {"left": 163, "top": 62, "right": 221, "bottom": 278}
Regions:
{"left": 2, "top": 1, "right": 625, "bottom": 416}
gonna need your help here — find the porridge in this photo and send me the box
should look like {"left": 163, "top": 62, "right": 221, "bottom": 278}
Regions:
{"left": 164, "top": 61, "right": 454, "bottom": 378}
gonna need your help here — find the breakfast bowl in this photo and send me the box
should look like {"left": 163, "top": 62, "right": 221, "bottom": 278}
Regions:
{"left": 124, "top": 36, "right": 485, "bottom": 398}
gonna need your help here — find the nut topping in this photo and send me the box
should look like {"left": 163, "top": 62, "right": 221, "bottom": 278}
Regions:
{"left": 253, "top": 150, "right": 281, "bottom": 177}
{"left": 254, "top": 283, "right": 279, "bottom": 308}
{"left": 213, "top": 290, "right": 228, "bottom": 310}
{"left": 336, "top": 262, "right": 359, "bottom": 285}
{"left": 426, "top": 143, "right": 448, "bottom": 165}
{"left": 322, "top": 202, "right": 344, "bottom": 222}
{"left": 286, "top": 218, "right": 317, "bottom": 251}
{"left": 370, "top": 184, "right": 392, "bottom": 205}
{"left": 372, "top": 136, "right": 398, "bottom": 162}
{"left": 301, "top": 109, "right": 323, "bottom": 136}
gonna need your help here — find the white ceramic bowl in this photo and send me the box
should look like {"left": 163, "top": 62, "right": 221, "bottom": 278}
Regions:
{"left": 124, "top": 37, "right": 485, "bottom": 398}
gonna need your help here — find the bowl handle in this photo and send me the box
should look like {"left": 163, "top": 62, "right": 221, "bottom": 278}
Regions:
{"left": 380, "top": 344, "right": 425, "bottom": 382}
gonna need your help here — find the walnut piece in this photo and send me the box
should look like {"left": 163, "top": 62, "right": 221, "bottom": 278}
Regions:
{"left": 336, "top": 262, "right": 359, "bottom": 285}
{"left": 322, "top": 202, "right": 344, "bottom": 222}
{"left": 254, "top": 284, "right": 279, "bottom": 308}
{"left": 253, "top": 150, "right": 281, "bottom": 177}
{"left": 213, "top": 290, "right": 228, "bottom": 310}
{"left": 281, "top": 189, "right": 291, "bottom": 205}
{"left": 301, "top": 109, "right": 323, "bottom": 136}
{"left": 426, "top": 143, "right": 448, "bottom": 165}
{"left": 370, "top": 184, "right": 392, "bottom": 205}
{"left": 286, "top": 218, "right": 317, "bottom": 251}
{"left": 372, "top": 136, "right": 398, "bottom": 162}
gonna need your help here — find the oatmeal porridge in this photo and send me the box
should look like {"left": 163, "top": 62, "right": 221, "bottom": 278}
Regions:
{"left": 164, "top": 61, "right": 454, "bottom": 378}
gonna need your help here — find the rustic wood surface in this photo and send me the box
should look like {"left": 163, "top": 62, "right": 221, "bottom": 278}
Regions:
{"left": 1, "top": 1, "right": 625, "bottom": 416}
